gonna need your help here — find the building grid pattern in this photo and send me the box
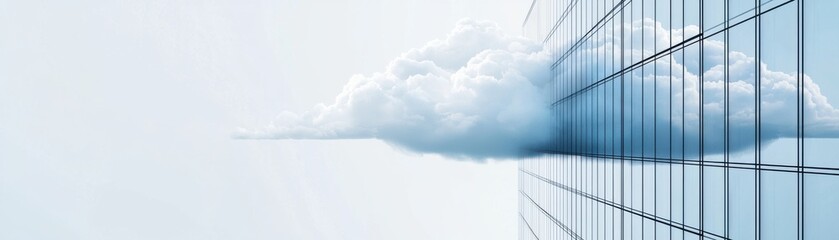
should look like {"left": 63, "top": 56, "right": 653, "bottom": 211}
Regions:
{"left": 518, "top": 0, "right": 839, "bottom": 239}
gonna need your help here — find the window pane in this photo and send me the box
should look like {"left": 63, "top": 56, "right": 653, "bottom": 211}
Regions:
{"left": 804, "top": 1, "right": 839, "bottom": 169}
{"left": 804, "top": 175, "right": 839, "bottom": 239}
{"left": 761, "top": 172, "right": 797, "bottom": 240}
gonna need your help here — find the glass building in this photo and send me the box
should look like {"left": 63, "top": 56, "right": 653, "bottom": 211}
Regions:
{"left": 518, "top": 0, "right": 839, "bottom": 239}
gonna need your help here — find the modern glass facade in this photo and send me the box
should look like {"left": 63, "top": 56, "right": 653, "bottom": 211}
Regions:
{"left": 519, "top": 0, "right": 839, "bottom": 239}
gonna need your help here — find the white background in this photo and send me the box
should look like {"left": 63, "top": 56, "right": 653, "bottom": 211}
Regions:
{"left": 0, "top": 0, "right": 531, "bottom": 239}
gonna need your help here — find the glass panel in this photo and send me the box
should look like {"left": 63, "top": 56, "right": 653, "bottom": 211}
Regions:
{"left": 684, "top": 165, "right": 701, "bottom": 229}
{"left": 643, "top": 63, "right": 656, "bottom": 157}
{"left": 703, "top": 167, "right": 726, "bottom": 236}
{"left": 730, "top": 169, "right": 757, "bottom": 240}
{"left": 761, "top": 172, "right": 798, "bottom": 240}
{"left": 643, "top": 219, "right": 655, "bottom": 239}
{"left": 684, "top": 0, "right": 701, "bottom": 41}
{"left": 670, "top": 162, "right": 685, "bottom": 240}
{"left": 655, "top": 54, "right": 672, "bottom": 160}
{"left": 704, "top": 0, "right": 726, "bottom": 33}
{"left": 642, "top": 160, "right": 655, "bottom": 215}
{"left": 703, "top": 34, "right": 726, "bottom": 162}
{"left": 671, "top": 48, "right": 685, "bottom": 159}
{"left": 804, "top": 1, "right": 839, "bottom": 169}
{"left": 630, "top": 0, "right": 643, "bottom": 64}
{"left": 760, "top": 0, "right": 787, "bottom": 13}
{"left": 655, "top": 222, "right": 670, "bottom": 240}
{"left": 728, "top": 20, "right": 757, "bottom": 164}
{"left": 655, "top": 0, "right": 671, "bottom": 46}
{"left": 804, "top": 175, "right": 839, "bottom": 240}
{"left": 759, "top": 3, "right": 798, "bottom": 166}
{"left": 684, "top": 43, "right": 701, "bottom": 160}
{"left": 632, "top": 68, "right": 644, "bottom": 157}
{"left": 642, "top": 0, "right": 655, "bottom": 59}
{"left": 731, "top": 0, "right": 756, "bottom": 24}
{"left": 655, "top": 162, "right": 671, "bottom": 223}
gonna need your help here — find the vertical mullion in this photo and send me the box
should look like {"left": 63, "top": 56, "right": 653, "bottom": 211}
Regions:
{"left": 653, "top": 0, "right": 659, "bottom": 237}
{"left": 797, "top": 0, "right": 805, "bottom": 239}
{"left": 724, "top": 0, "right": 731, "bottom": 238}
{"left": 699, "top": 0, "right": 706, "bottom": 237}
{"left": 620, "top": 1, "right": 626, "bottom": 238}
{"left": 668, "top": 0, "right": 674, "bottom": 238}
{"left": 681, "top": 0, "right": 686, "bottom": 238}
{"left": 641, "top": 0, "right": 648, "bottom": 237}
{"left": 755, "top": 0, "right": 763, "bottom": 238}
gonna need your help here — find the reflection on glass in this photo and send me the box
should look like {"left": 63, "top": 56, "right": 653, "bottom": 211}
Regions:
{"left": 519, "top": 1, "right": 839, "bottom": 239}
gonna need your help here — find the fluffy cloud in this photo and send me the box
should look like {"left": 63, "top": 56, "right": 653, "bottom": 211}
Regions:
{"left": 242, "top": 18, "right": 839, "bottom": 159}
{"left": 239, "top": 19, "right": 554, "bottom": 159}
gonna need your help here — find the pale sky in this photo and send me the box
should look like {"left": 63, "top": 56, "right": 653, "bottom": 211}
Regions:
{"left": 0, "top": 0, "right": 532, "bottom": 239}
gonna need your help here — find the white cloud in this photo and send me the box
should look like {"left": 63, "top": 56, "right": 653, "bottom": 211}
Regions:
{"left": 238, "top": 19, "right": 554, "bottom": 159}
{"left": 242, "top": 18, "right": 839, "bottom": 159}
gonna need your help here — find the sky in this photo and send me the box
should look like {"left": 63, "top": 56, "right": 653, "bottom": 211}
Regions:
{"left": 0, "top": 0, "right": 532, "bottom": 239}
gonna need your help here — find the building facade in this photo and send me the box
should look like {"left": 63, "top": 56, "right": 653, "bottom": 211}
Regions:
{"left": 519, "top": 0, "right": 839, "bottom": 239}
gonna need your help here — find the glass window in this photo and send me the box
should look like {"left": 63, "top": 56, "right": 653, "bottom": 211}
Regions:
{"left": 761, "top": 172, "right": 798, "bottom": 240}
{"left": 730, "top": 0, "right": 756, "bottom": 24}
{"left": 804, "top": 175, "right": 839, "bottom": 239}
{"left": 729, "top": 169, "right": 757, "bottom": 239}
{"left": 728, "top": 20, "right": 757, "bottom": 165}
{"left": 704, "top": 0, "right": 726, "bottom": 33}
{"left": 759, "top": 2, "right": 798, "bottom": 167}
{"left": 703, "top": 167, "right": 726, "bottom": 235}
{"left": 804, "top": 1, "right": 839, "bottom": 169}
{"left": 703, "top": 34, "right": 726, "bottom": 162}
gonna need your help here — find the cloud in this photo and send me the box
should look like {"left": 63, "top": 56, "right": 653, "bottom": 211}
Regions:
{"left": 238, "top": 19, "right": 554, "bottom": 159}
{"left": 240, "top": 18, "right": 839, "bottom": 160}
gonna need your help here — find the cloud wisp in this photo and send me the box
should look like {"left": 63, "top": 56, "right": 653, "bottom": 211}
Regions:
{"left": 240, "top": 18, "right": 839, "bottom": 160}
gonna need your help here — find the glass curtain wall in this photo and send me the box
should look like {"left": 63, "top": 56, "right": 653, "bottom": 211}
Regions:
{"left": 519, "top": 0, "right": 839, "bottom": 239}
